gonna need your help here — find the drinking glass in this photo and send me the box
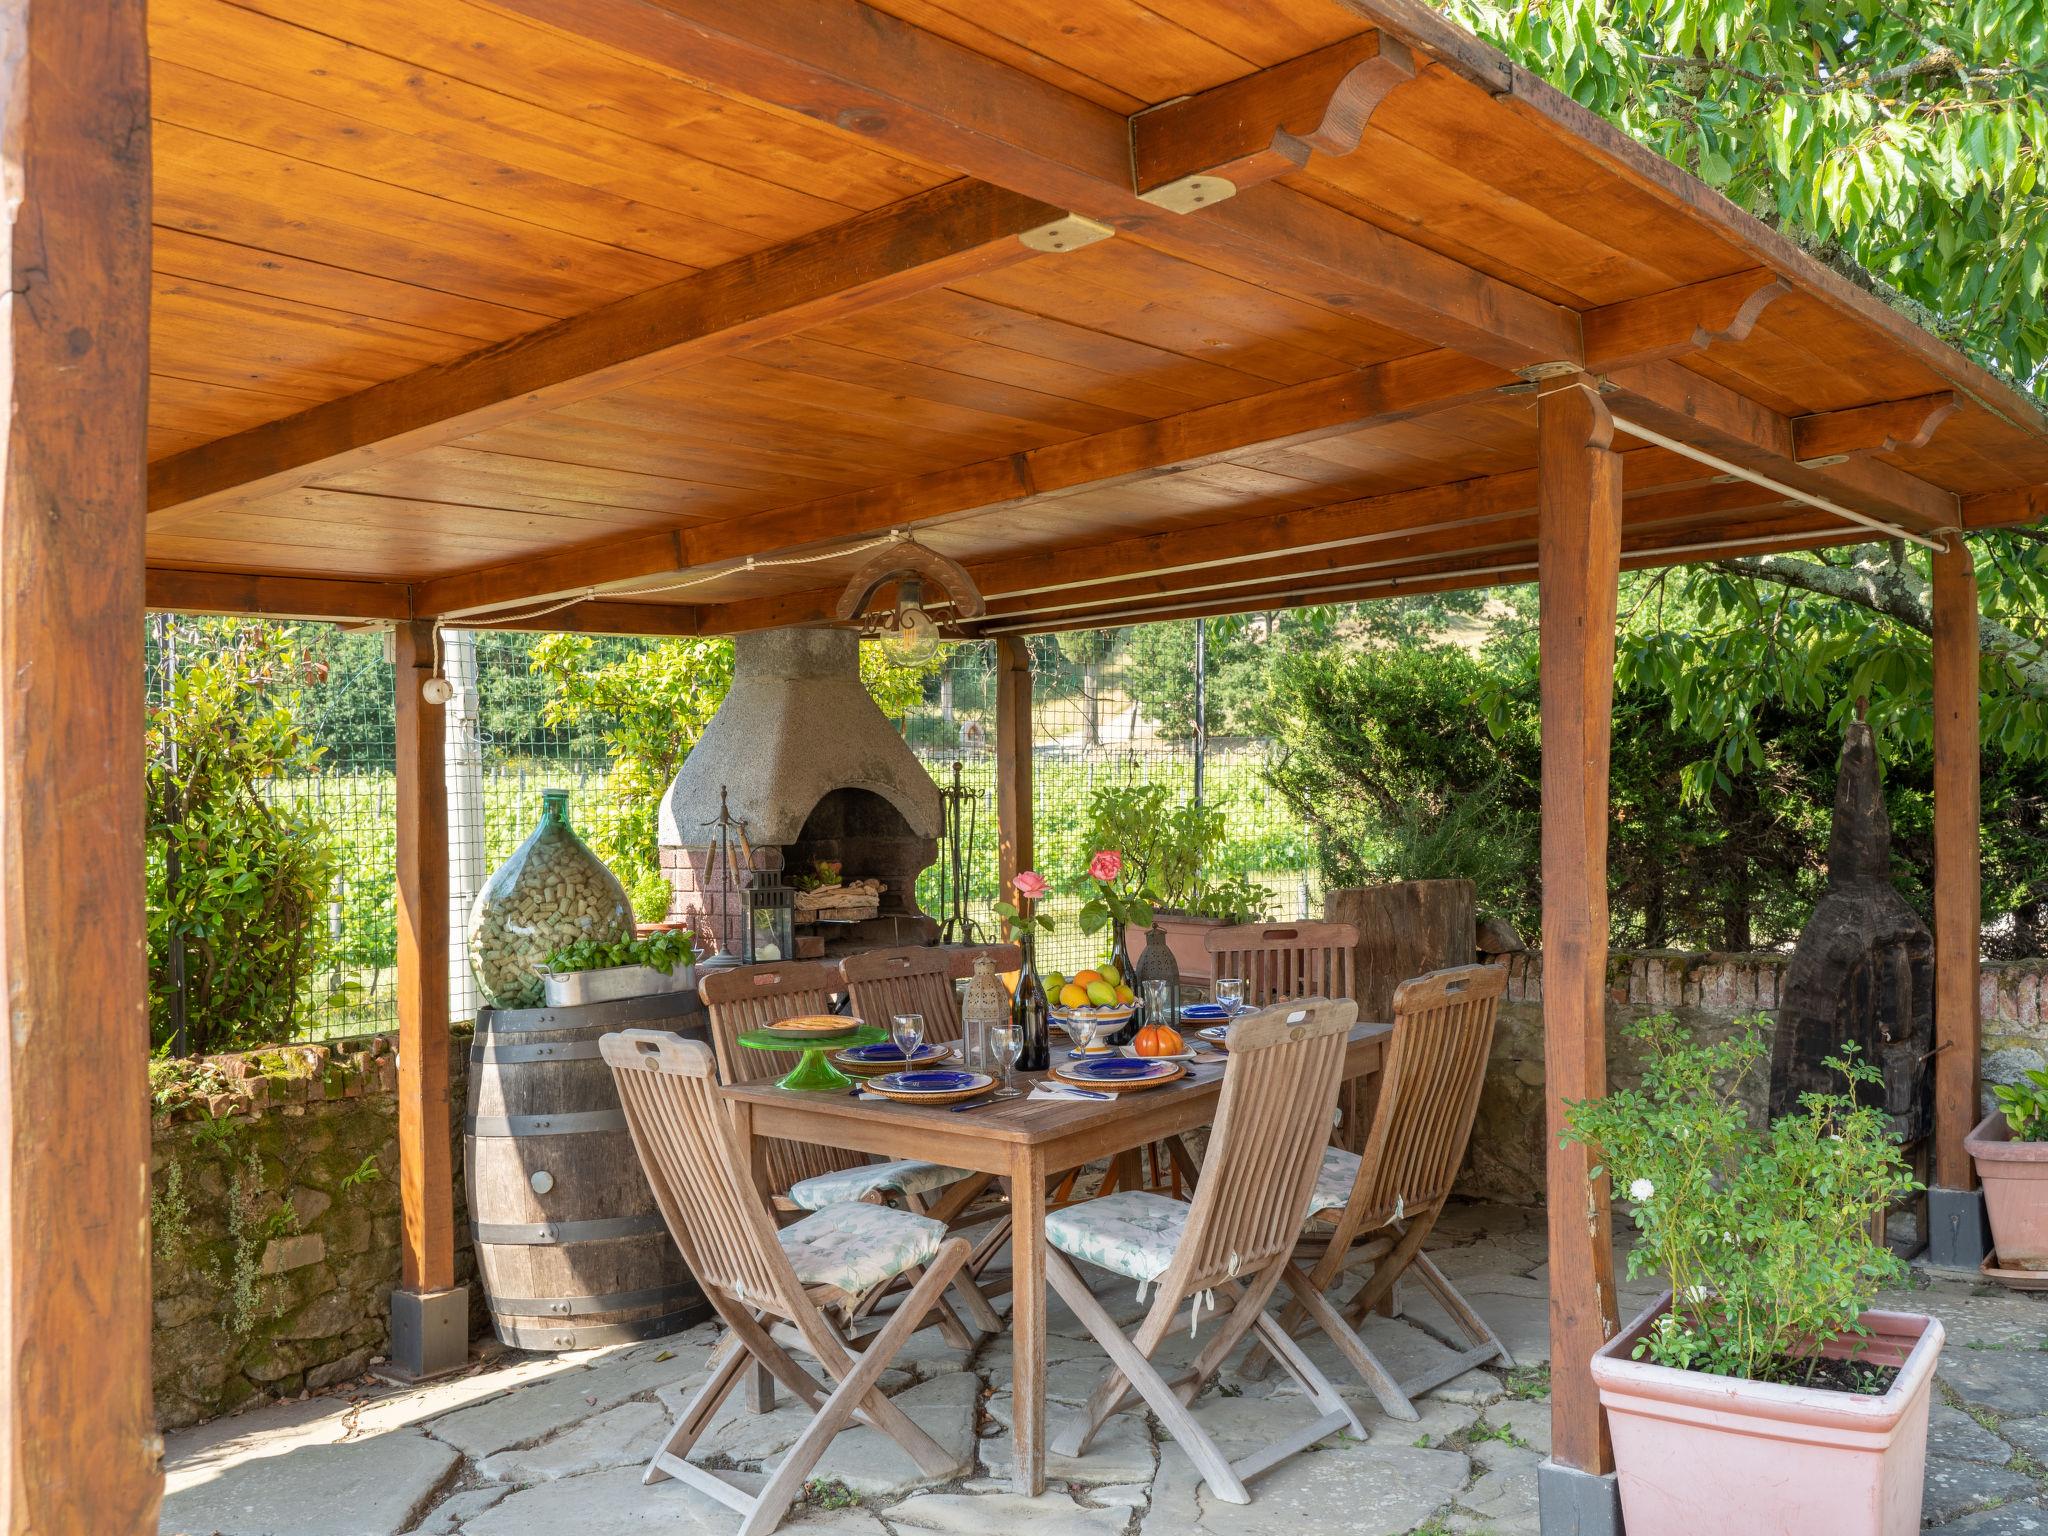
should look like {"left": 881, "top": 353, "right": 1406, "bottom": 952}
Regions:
{"left": 1214, "top": 977, "right": 1247, "bottom": 1016}
{"left": 987, "top": 1018, "right": 1021, "bottom": 1098}
{"left": 1058, "top": 1011, "right": 1102, "bottom": 1058}
{"left": 891, "top": 1012, "right": 926, "bottom": 1061}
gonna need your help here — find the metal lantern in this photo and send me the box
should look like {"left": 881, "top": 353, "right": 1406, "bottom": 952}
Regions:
{"left": 745, "top": 872, "right": 795, "bottom": 964}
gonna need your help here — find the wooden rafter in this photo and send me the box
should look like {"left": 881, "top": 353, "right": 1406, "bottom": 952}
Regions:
{"left": 1604, "top": 361, "right": 1960, "bottom": 531}
{"left": 1128, "top": 32, "right": 1416, "bottom": 194}
{"left": 146, "top": 568, "right": 414, "bottom": 622}
{"left": 1580, "top": 270, "right": 1787, "bottom": 371}
{"left": 1793, "top": 392, "right": 1958, "bottom": 464}
{"left": 410, "top": 349, "right": 1515, "bottom": 617}
{"left": 146, "top": 179, "right": 1065, "bottom": 521}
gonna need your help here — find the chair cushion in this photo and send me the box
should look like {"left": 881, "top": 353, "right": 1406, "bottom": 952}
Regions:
{"left": 1305, "top": 1146, "right": 1362, "bottom": 1217}
{"left": 1045, "top": 1191, "right": 1188, "bottom": 1285}
{"left": 778, "top": 1201, "right": 945, "bottom": 1296}
{"left": 788, "top": 1159, "right": 974, "bottom": 1212}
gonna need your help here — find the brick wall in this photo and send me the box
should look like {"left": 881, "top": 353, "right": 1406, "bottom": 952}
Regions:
{"left": 148, "top": 1035, "right": 477, "bottom": 1429}
{"left": 1460, "top": 950, "right": 2048, "bottom": 1205}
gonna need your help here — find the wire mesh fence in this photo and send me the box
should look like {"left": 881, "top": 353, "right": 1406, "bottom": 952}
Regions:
{"left": 147, "top": 619, "right": 1324, "bottom": 1047}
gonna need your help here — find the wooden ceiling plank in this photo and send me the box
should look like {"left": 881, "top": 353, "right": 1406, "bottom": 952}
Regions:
{"left": 146, "top": 568, "right": 413, "bottom": 621}
{"left": 410, "top": 347, "right": 1512, "bottom": 617}
{"left": 147, "top": 178, "right": 1062, "bottom": 520}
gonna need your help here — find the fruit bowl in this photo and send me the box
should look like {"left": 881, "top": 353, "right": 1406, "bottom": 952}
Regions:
{"left": 1049, "top": 1003, "right": 1138, "bottom": 1028}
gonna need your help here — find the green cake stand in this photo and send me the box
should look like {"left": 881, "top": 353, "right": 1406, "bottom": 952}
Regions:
{"left": 738, "top": 1022, "right": 884, "bottom": 1092}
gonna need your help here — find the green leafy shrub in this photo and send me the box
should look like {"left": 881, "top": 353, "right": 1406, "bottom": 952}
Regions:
{"left": 545, "top": 930, "right": 698, "bottom": 976}
{"left": 1078, "top": 783, "right": 1266, "bottom": 921}
{"left": 1993, "top": 1069, "right": 2048, "bottom": 1141}
{"left": 149, "top": 626, "right": 337, "bottom": 1054}
{"left": 1563, "top": 1014, "right": 1915, "bottom": 1387}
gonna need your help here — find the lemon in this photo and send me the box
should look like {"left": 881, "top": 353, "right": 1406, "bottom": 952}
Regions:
{"left": 1085, "top": 979, "right": 1117, "bottom": 1007}
{"left": 1058, "top": 983, "right": 1090, "bottom": 1009}
{"left": 1115, "top": 985, "right": 1135, "bottom": 1005}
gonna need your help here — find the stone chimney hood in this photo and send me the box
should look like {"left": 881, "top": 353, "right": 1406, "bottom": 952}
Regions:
{"left": 658, "top": 627, "right": 941, "bottom": 849}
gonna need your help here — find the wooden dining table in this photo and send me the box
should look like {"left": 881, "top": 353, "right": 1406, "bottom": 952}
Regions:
{"left": 721, "top": 1022, "right": 1390, "bottom": 1495}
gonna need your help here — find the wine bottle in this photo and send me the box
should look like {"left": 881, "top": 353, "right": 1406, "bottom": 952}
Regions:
{"left": 1012, "top": 931, "right": 1051, "bottom": 1073}
{"left": 1102, "top": 926, "right": 1140, "bottom": 1046}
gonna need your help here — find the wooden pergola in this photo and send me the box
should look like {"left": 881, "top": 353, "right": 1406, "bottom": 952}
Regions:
{"left": 12, "top": 0, "right": 2047, "bottom": 1527}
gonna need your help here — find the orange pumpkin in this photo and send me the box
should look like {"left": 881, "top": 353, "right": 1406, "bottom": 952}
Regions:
{"left": 1133, "top": 1024, "right": 1184, "bottom": 1057}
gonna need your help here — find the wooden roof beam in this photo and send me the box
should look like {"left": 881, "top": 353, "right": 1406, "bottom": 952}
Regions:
{"left": 146, "top": 178, "right": 1064, "bottom": 522}
{"left": 1581, "top": 270, "right": 1788, "bottom": 371}
{"left": 1793, "top": 393, "right": 1958, "bottom": 465}
{"left": 1601, "top": 360, "right": 1959, "bottom": 533}
{"left": 1129, "top": 32, "right": 1416, "bottom": 195}
{"left": 410, "top": 348, "right": 1515, "bottom": 618}
{"left": 493, "top": 0, "right": 1581, "bottom": 371}
{"left": 145, "top": 568, "right": 414, "bottom": 623}
{"left": 983, "top": 511, "right": 1871, "bottom": 635}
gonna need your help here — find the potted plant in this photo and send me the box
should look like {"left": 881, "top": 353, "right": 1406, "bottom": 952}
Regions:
{"left": 1083, "top": 784, "right": 1269, "bottom": 976}
{"left": 1567, "top": 1014, "right": 1938, "bottom": 1536}
{"left": 538, "top": 928, "right": 697, "bottom": 1008}
{"left": 1966, "top": 1069, "right": 2048, "bottom": 1269}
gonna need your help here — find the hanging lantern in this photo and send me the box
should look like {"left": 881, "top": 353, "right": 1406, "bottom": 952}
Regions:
{"left": 835, "top": 535, "right": 985, "bottom": 667}
{"left": 745, "top": 871, "right": 796, "bottom": 964}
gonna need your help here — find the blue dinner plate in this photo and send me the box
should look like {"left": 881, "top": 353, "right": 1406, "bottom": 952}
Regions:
{"left": 872, "top": 1069, "right": 986, "bottom": 1094}
{"left": 841, "top": 1042, "right": 946, "bottom": 1064}
{"left": 1059, "top": 1057, "right": 1178, "bottom": 1083}
{"left": 1180, "top": 1003, "right": 1230, "bottom": 1022}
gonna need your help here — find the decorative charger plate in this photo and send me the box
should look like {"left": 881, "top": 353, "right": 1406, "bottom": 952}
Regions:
{"left": 832, "top": 1041, "right": 952, "bottom": 1076}
{"left": 863, "top": 1069, "right": 995, "bottom": 1106}
{"left": 758, "top": 1014, "right": 863, "bottom": 1041}
{"left": 1052, "top": 1057, "right": 1185, "bottom": 1093}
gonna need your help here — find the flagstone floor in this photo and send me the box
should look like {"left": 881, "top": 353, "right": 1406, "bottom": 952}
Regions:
{"left": 159, "top": 1202, "right": 2048, "bottom": 1536}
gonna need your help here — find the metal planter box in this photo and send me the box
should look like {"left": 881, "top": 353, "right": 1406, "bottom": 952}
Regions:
{"left": 541, "top": 962, "right": 696, "bottom": 1008}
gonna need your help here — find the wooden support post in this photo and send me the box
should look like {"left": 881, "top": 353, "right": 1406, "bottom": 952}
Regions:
{"left": 1, "top": 1, "right": 162, "bottom": 1525}
{"left": 996, "top": 636, "right": 1035, "bottom": 908}
{"left": 1931, "top": 544, "right": 1983, "bottom": 1193}
{"left": 1536, "top": 385, "right": 1623, "bottom": 1500}
{"left": 392, "top": 620, "right": 468, "bottom": 1376}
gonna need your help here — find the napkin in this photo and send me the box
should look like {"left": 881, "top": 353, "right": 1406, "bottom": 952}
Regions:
{"left": 1027, "top": 1083, "right": 1110, "bottom": 1102}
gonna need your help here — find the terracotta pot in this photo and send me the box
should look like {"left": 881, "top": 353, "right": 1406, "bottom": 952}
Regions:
{"left": 1123, "top": 912, "right": 1227, "bottom": 985}
{"left": 1591, "top": 1292, "right": 1943, "bottom": 1536}
{"left": 1967, "top": 1111, "right": 2048, "bottom": 1268}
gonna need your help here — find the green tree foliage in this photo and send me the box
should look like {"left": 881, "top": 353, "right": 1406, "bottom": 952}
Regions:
{"left": 148, "top": 624, "right": 337, "bottom": 1054}
{"left": 529, "top": 635, "right": 940, "bottom": 918}
{"left": 1440, "top": 0, "right": 2048, "bottom": 389}
{"left": 1054, "top": 627, "right": 1123, "bottom": 746}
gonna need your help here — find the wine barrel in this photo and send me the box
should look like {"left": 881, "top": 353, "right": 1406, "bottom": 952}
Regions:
{"left": 466, "top": 990, "right": 712, "bottom": 1350}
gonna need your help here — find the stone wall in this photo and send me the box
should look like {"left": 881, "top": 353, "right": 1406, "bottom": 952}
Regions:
{"left": 1460, "top": 950, "right": 2048, "bottom": 1205}
{"left": 149, "top": 1035, "right": 476, "bottom": 1429}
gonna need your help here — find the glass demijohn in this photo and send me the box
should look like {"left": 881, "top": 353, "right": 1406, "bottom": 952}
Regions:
{"left": 468, "top": 789, "right": 633, "bottom": 1010}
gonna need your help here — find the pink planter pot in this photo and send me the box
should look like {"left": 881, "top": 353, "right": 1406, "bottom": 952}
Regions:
{"left": 1123, "top": 914, "right": 1227, "bottom": 986}
{"left": 1591, "top": 1293, "right": 1943, "bottom": 1536}
{"left": 1967, "top": 1111, "right": 2048, "bottom": 1268}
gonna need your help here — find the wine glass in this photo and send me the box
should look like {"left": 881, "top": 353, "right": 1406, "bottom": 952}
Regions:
{"left": 890, "top": 1012, "right": 926, "bottom": 1062}
{"left": 987, "top": 1016, "right": 1021, "bottom": 1098}
{"left": 1058, "top": 1009, "right": 1102, "bottom": 1059}
{"left": 1214, "top": 977, "right": 1248, "bottom": 1017}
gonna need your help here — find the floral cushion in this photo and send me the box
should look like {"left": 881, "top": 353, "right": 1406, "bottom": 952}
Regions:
{"left": 1305, "top": 1147, "right": 1363, "bottom": 1217}
{"left": 788, "top": 1158, "right": 974, "bottom": 1212}
{"left": 1045, "top": 1191, "right": 1188, "bottom": 1285}
{"left": 777, "top": 1200, "right": 945, "bottom": 1297}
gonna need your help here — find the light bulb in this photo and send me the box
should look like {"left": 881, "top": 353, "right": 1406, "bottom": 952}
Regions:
{"left": 882, "top": 603, "right": 942, "bottom": 665}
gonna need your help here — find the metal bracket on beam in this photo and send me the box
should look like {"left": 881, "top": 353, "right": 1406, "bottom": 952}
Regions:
{"left": 1018, "top": 214, "right": 1116, "bottom": 253}
{"left": 1137, "top": 175, "right": 1237, "bottom": 214}
{"left": 1797, "top": 453, "right": 1851, "bottom": 469}
{"left": 1516, "top": 361, "right": 1582, "bottom": 382}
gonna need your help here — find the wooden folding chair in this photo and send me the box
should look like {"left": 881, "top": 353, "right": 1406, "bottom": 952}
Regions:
{"left": 699, "top": 962, "right": 1001, "bottom": 1343}
{"left": 1204, "top": 920, "right": 1358, "bottom": 1006}
{"left": 1042, "top": 999, "right": 1367, "bottom": 1504}
{"left": 601, "top": 1029, "right": 972, "bottom": 1536}
{"left": 1240, "top": 964, "right": 1510, "bottom": 1419}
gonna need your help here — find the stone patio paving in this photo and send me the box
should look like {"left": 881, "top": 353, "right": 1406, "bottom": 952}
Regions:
{"left": 158, "top": 1202, "right": 2048, "bottom": 1536}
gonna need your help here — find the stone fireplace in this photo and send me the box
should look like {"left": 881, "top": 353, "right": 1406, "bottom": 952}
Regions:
{"left": 657, "top": 626, "right": 940, "bottom": 960}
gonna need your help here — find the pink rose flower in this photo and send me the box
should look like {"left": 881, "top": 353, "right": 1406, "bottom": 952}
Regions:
{"left": 1088, "top": 849, "right": 1124, "bottom": 884}
{"left": 1013, "top": 870, "right": 1048, "bottom": 900}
